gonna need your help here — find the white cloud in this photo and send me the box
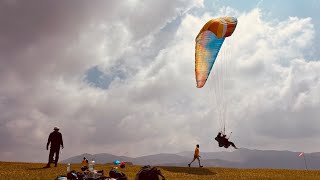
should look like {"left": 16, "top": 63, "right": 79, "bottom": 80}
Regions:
{"left": 0, "top": 1, "right": 319, "bottom": 162}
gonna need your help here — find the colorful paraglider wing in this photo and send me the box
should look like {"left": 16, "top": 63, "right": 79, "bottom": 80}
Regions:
{"left": 195, "top": 17, "right": 237, "bottom": 88}
{"left": 113, "top": 160, "right": 121, "bottom": 165}
{"left": 195, "top": 32, "right": 225, "bottom": 88}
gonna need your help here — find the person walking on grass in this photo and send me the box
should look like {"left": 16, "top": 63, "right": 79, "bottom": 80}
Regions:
{"left": 43, "top": 127, "right": 64, "bottom": 168}
{"left": 188, "top": 144, "right": 203, "bottom": 167}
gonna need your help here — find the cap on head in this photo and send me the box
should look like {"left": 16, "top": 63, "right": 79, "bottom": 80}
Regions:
{"left": 54, "top": 127, "right": 60, "bottom": 130}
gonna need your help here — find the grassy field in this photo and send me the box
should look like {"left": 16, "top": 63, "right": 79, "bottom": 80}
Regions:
{"left": 0, "top": 161, "right": 320, "bottom": 180}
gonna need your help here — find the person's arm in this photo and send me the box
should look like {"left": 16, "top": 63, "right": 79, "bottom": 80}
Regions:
{"left": 158, "top": 169, "right": 166, "bottom": 180}
{"left": 60, "top": 133, "right": 64, "bottom": 148}
{"left": 46, "top": 134, "right": 51, "bottom": 150}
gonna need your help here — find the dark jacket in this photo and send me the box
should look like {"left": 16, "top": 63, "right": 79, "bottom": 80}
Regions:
{"left": 47, "top": 131, "right": 63, "bottom": 148}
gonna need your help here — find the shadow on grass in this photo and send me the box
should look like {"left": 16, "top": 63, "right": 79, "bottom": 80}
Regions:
{"left": 27, "top": 167, "right": 50, "bottom": 170}
{"left": 159, "top": 166, "right": 216, "bottom": 175}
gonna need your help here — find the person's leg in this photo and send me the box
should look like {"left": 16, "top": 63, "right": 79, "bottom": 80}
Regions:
{"left": 229, "top": 141, "right": 238, "bottom": 149}
{"left": 54, "top": 148, "right": 60, "bottom": 167}
{"left": 188, "top": 157, "right": 196, "bottom": 167}
{"left": 197, "top": 157, "right": 202, "bottom": 167}
{"left": 45, "top": 148, "right": 54, "bottom": 167}
{"left": 189, "top": 157, "right": 196, "bottom": 164}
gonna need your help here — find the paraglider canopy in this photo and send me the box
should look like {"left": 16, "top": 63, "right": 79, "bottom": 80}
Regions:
{"left": 195, "top": 16, "right": 237, "bottom": 88}
{"left": 113, "top": 160, "right": 121, "bottom": 165}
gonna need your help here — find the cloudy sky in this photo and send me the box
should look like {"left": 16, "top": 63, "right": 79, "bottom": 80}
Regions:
{"left": 1, "top": 0, "right": 320, "bottom": 162}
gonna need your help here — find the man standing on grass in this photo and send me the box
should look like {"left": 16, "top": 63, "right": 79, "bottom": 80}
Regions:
{"left": 188, "top": 144, "right": 203, "bottom": 167}
{"left": 44, "top": 127, "right": 64, "bottom": 168}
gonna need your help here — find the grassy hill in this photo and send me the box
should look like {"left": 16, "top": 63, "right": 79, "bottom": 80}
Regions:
{"left": 61, "top": 149, "right": 320, "bottom": 170}
{"left": 1, "top": 161, "right": 320, "bottom": 180}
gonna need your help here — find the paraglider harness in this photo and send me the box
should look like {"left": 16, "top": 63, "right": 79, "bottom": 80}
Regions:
{"left": 135, "top": 165, "right": 165, "bottom": 180}
{"left": 215, "top": 131, "right": 232, "bottom": 148}
{"left": 109, "top": 167, "right": 127, "bottom": 180}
